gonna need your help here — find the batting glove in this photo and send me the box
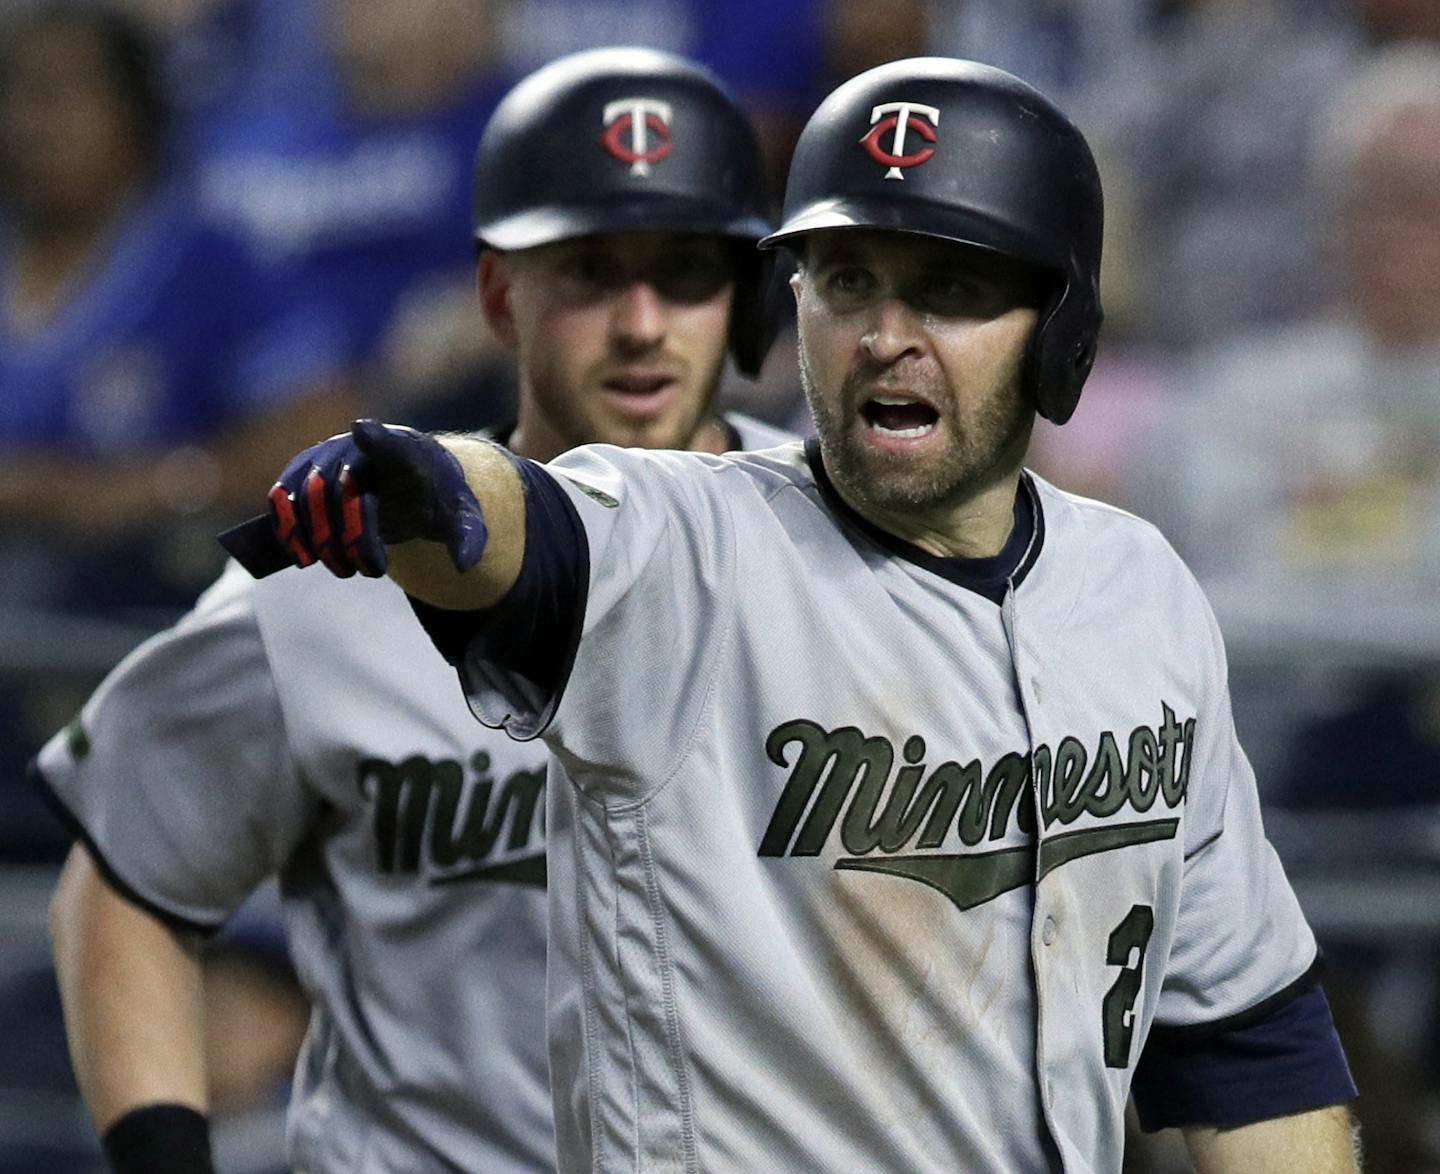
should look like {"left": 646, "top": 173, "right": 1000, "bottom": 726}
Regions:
{"left": 267, "top": 419, "right": 488, "bottom": 578}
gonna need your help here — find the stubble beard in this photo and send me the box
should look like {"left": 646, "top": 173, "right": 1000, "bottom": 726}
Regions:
{"left": 523, "top": 346, "right": 727, "bottom": 455}
{"left": 800, "top": 345, "right": 1034, "bottom": 514}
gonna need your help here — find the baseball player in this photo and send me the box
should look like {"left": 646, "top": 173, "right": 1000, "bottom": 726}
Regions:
{"left": 252, "top": 59, "right": 1362, "bottom": 1172}
{"left": 38, "top": 48, "right": 789, "bottom": 1174}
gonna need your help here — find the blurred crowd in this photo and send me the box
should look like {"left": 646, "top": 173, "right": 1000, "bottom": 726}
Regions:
{"left": 0, "top": 0, "right": 1437, "bottom": 1171}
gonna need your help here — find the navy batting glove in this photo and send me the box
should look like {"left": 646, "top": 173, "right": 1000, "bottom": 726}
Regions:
{"left": 267, "top": 419, "right": 488, "bottom": 578}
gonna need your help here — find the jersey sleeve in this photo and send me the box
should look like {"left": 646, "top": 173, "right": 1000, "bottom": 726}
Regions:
{"left": 411, "top": 452, "right": 587, "bottom": 737}
{"left": 451, "top": 444, "right": 736, "bottom": 798}
{"left": 1150, "top": 582, "right": 1321, "bottom": 1028}
{"left": 1133, "top": 984, "right": 1356, "bottom": 1130}
{"left": 33, "top": 564, "right": 315, "bottom": 932}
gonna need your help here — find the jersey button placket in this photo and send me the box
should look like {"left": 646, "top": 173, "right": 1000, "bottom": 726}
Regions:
{"left": 1041, "top": 914, "right": 1058, "bottom": 946}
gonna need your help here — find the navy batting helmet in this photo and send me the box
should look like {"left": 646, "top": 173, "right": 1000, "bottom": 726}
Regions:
{"left": 760, "top": 58, "right": 1103, "bottom": 424}
{"left": 473, "top": 47, "right": 778, "bottom": 376}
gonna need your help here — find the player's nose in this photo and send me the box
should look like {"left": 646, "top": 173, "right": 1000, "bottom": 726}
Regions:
{"left": 858, "top": 297, "right": 924, "bottom": 365}
{"left": 609, "top": 280, "right": 668, "bottom": 352}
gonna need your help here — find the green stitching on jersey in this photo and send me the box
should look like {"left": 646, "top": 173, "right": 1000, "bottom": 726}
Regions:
{"left": 428, "top": 853, "right": 547, "bottom": 889}
{"left": 1102, "top": 904, "right": 1156, "bottom": 1067}
{"left": 564, "top": 477, "right": 619, "bottom": 508}
{"left": 1036, "top": 819, "right": 1179, "bottom": 879}
{"left": 64, "top": 718, "right": 90, "bottom": 763}
{"left": 759, "top": 708, "right": 1192, "bottom": 911}
{"left": 356, "top": 752, "right": 545, "bottom": 877}
{"left": 836, "top": 844, "right": 1037, "bottom": 910}
{"left": 835, "top": 821, "right": 1178, "bottom": 912}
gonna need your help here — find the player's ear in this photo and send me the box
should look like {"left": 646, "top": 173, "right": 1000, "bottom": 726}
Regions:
{"left": 787, "top": 247, "right": 806, "bottom": 305}
{"left": 478, "top": 250, "right": 519, "bottom": 349}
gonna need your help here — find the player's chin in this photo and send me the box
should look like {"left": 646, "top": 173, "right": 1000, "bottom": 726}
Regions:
{"left": 591, "top": 401, "right": 696, "bottom": 451}
{"left": 830, "top": 420, "right": 945, "bottom": 492}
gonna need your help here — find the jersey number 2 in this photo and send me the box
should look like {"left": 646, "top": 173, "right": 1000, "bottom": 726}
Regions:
{"left": 1102, "top": 904, "right": 1154, "bottom": 1068}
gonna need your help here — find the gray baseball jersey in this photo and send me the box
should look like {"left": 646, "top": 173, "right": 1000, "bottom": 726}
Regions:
{"left": 454, "top": 441, "right": 1319, "bottom": 1174}
{"left": 36, "top": 413, "right": 793, "bottom": 1173}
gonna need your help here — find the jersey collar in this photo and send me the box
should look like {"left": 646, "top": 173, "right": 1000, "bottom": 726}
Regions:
{"left": 803, "top": 437, "right": 1045, "bottom": 604}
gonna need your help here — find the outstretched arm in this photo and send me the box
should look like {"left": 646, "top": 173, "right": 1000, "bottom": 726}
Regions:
{"left": 379, "top": 433, "right": 527, "bottom": 612}
{"left": 1183, "top": 1104, "right": 1360, "bottom": 1174}
{"left": 262, "top": 421, "right": 528, "bottom": 612}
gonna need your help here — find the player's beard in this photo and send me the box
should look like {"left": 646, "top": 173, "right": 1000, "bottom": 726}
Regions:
{"left": 524, "top": 345, "right": 727, "bottom": 456}
{"left": 800, "top": 345, "right": 1034, "bottom": 515}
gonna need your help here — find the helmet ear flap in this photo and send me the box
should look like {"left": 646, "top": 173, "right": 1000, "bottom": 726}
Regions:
{"left": 1027, "top": 277, "right": 1102, "bottom": 425}
{"left": 728, "top": 248, "right": 791, "bottom": 377}
{"left": 1072, "top": 337, "right": 1098, "bottom": 384}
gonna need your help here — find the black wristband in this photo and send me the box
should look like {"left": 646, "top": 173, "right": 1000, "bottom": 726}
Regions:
{"left": 102, "top": 1103, "right": 215, "bottom": 1174}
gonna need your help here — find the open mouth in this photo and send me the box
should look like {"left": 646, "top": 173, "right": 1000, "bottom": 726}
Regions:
{"left": 861, "top": 396, "right": 940, "bottom": 439}
{"left": 604, "top": 373, "right": 674, "bottom": 396}
{"left": 600, "top": 371, "right": 679, "bottom": 420}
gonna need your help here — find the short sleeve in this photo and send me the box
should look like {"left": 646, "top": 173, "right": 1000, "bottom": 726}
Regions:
{"left": 34, "top": 564, "right": 315, "bottom": 931}
{"left": 1151, "top": 587, "right": 1319, "bottom": 1028}
{"left": 456, "top": 444, "right": 736, "bottom": 797}
{"left": 1134, "top": 983, "right": 1356, "bottom": 1130}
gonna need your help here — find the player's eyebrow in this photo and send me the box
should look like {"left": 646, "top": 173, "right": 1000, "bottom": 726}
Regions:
{"left": 923, "top": 248, "right": 1047, "bottom": 299}
{"left": 920, "top": 260, "right": 1004, "bottom": 289}
{"left": 808, "top": 241, "right": 873, "bottom": 269}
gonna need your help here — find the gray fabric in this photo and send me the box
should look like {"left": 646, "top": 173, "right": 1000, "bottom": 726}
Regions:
{"left": 40, "top": 566, "right": 553, "bottom": 1173}
{"left": 460, "top": 442, "right": 1317, "bottom": 1173}
{"left": 37, "top": 410, "right": 790, "bottom": 1174}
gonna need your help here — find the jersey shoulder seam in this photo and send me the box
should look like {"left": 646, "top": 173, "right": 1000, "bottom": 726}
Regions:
{"left": 1032, "top": 475, "right": 1171, "bottom": 544}
{"left": 1030, "top": 475, "right": 1202, "bottom": 635}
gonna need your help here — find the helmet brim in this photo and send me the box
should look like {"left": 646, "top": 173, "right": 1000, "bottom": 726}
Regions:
{"left": 477, "top": 198, "right": 772, "bottom": 252}
{"left": 757, "top": 196, "right": 1061, "bottom": 273}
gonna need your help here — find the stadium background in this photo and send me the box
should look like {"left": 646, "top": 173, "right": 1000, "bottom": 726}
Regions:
{"left": 1, "top": 0, "right": 1437, "bottom": 1170}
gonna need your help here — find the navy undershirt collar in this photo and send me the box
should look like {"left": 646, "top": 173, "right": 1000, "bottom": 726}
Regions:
{"left": 804, "top": 437, "right": 1043, "bottom": 604}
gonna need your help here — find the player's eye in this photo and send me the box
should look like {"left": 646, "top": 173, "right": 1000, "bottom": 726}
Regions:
{"left": 556, "top": 251, "right": 623, "bottom": 293}
{"left": 821, "top": 265, "right": 877, "bottom": 303}
{"left": 653, "top": 250, "right": 732, "bottom": 304}
{"left": 915, "top": 268, "right": 1032, "bottom": 319}
{"left": 913, "top": 273, "right": 992, "bottom": 317}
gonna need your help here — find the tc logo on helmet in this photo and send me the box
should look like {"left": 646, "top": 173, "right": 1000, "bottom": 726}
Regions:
{"left": 601, "top": 98, "right": 674, "bottom": 177}
{"left": 860, "top": 102, "right": 940, "bottom": 180}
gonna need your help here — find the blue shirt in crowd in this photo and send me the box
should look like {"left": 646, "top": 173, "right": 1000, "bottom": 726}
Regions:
{"left": 197, "top": 74, "right": 511, "bottom": 369}
{"left": 0, "top": 180, "right": 342, "bottom": 455}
